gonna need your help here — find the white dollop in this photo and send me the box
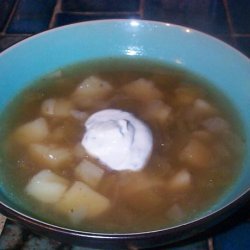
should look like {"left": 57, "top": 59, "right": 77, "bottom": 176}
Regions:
{"left": 82, "top": 109, "right": 153, "bottom": 171}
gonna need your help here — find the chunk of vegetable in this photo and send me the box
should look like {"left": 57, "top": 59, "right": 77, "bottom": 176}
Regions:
{"left": 14, "top": 118, "right": 49, "bottom": 144}
{"left": 192, "top": 99, "right": 217, "bottom": 117}
{"left": 184, "top": 99, "right": 218, "bottom": 125}
{"left": 29, "top": 144, "right": 72, "bottom": 169}
{"left": 72, "top": 76, "right": 113, "bottom": 108}
{"left": 144, "top": 100, "right": 172, "bottom": 124}
{"left": 56, "top": 181, "right": 110, "bottom": 222}
{"left": 122, "top": 78, "right": 163, "bottom": 102}
{"left": 70, "top": 110, "right": 88, "bottom": 121}
{"left": 168, "top": 169, "right": 192, "bottom": 191}
{"left": 174, "top": 87, "right": 200, "bottom": 105}
{"left": 166, "top": 204, "right": 184, "bottom": 221}
{"left": 179, "top": 139, "right": 212, "bottom": 168}
{"left": 41, "top": 99, "right": 56, "bottom": 116}
{"left": 74, "top": 159, "right": 105, "bottom": 188}
{"left": 41, "top": 98, "right": 73, "bottom": 118}
{"left": 202, "top": 117, "right": 230, "bottom": 133}
{"left": 25, "top": 169, "right": 69, "bottom": 203}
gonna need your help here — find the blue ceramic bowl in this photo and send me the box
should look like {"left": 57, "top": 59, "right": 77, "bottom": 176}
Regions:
{"left": 0, "top": 20, "right": 249, "bottom": 249}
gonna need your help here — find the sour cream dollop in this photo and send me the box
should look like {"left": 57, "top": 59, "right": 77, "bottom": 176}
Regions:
{"left": 82, "top": 109, "right": 153, "bottom": 171}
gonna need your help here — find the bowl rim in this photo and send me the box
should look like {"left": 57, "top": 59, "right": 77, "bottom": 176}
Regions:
{"left": 0, "top": 19, "right": 249, "bottom": 240}
{"left": 0, "top": 189, "right": 249, "bottom": 239}
{"left": 0, "top": 19, "right": 249, "bottom": 63}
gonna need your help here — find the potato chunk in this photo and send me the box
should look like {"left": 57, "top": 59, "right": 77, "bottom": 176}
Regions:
{"left": 174, "top": 87, "right": 200, "bottom": 105}
{"left": 41, "top": 98, "right": 73, "bottom": 118}
{"left": 144, "top": 100, "right": 172, "bottom": 123}
{"left": 56, "top": 181, "right": 110, "bottom": 223}
{"left": 74, "top": 159, "right": 104, "bottom": 188}
{"left": 14, "top": 118, "right": 49, "bottom": 144}
{"left": 70, "top": 110, "right": 88, "bottom": 121}
{"left": 202, "top": 117, "right": 230, "bottom": 133}
{"left": 192, "top": 99, "right": 217, "bottom": 117}
{"left": 53, "top": 99, "right": 72, "bottom": 117}
{"left": 29, "top": 144, "right": 72, "bottom": 169}
{"left": 168, "top": 169, "right": 192, "bottom": 191}
{"left": 72, "top": 76, "right": 113, "bottom": 108}
{"left": 166, "top": 204, "right": 184, "bottom": 221}
{"left": 122, "top": 78, "right": 163, "bottom": 102}
{"left": 25, "top": 169, "right": 69, "bottom": 203}
{"left": 179, "top": 139, "right": 212, "bottom": 168}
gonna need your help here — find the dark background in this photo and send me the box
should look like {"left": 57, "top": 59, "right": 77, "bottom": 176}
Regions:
{"left": 0, "top": 0, "right": 249, "bottom": 249}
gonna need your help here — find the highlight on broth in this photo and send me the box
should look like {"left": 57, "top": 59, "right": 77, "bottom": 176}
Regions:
{"left": 0, "top": 59, "right": 245, "bottom": 233}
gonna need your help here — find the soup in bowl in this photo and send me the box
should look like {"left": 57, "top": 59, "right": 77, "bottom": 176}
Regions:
{"left": 0, "top": 20, "right": 249, "bottom": 249}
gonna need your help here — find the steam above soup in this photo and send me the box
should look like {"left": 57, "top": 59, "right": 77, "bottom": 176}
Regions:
{"left": 0, "top": 59, "right": 245, "bottom": 233}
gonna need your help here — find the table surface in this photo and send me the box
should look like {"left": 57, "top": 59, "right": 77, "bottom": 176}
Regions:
{"left": 0, "top": 0, "right": 249, "bottom": 249}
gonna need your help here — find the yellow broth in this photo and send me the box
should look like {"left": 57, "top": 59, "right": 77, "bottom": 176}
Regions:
{"left": 0, "top": 58, "right": 245, "bottom": 233}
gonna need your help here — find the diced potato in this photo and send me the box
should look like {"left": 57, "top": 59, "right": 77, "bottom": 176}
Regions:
{"left": 168, "top": 169, "right": 192, "bottom": 191}
{"left": 144, "top": 100, "right": 172, "bottom": 124}
{"left": 192, "top": 99, "right": 217, "bottom": 117}
{"left": 122, "top": 78, "right": 163, "bottom": 102}
{"left": 202, "top": 117, "right": 230, "bottom": 133}
{"left": 179, "top": 139, "right": 212, "bottom": 168}
{"left": 29, "top": 143, "right": 72, "bottom": 169}
{"left": 166, "top": 204, "right": 184, "bottom": 221}
{"left": 14, "top": 118, "right": 49, "bottom": 145}
{"left": 41, "top": 99, "right": 56, "bottom": 116}
{"left": 66, "top": 206, "right": 87, "bottom": 225}
{"left": 25, "top": 169, "right": 69, "bottom": 203}
{"left": 56, "top": 181, "right": 110, "bottom": 222}
{"left": 53, "top": 99, "right": 73, "bottom": 117}
{"left": 174, "top": 87, "right": 200, "bottom": 105}
{"left": 70, "top": 110, "right": 88, "bottom": 121}
{"left": 184, "top": 99, "right": 218, "bottom": 125}
{"left": 71, "top": 76, "right": 113, "bottom": 108}
{"left": 74, "top": 159, "right": 104, "bottom": 188}
{"left": 41, "top": 98, "right": 73, "bottom": 118}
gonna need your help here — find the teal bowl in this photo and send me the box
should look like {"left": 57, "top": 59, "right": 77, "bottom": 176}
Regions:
{"left": 0, "top": 20, "right": 249, "bottom": 249}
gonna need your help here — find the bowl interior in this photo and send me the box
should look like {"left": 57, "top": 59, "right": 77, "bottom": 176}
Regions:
{"left": 0, "top": 19, "right": 249, "bottom": 228}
